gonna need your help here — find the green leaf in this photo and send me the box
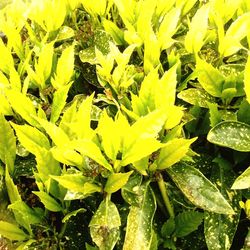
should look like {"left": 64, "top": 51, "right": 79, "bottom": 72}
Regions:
{"left": 50, "top": 174, "right": 101, "bottom": 194}
{"left": 71, "top": 139, "right": 113, "bottom": 171}
{"left": 0, "top": 115, "right": 16, "bottom": 173}
{"left": 123, "top": 182, "right": 156, "bottom": 250}
{"left": 62, "top": 208, "right": 86, "bottom": 223}
{"left": 5, "top": 167, "right": 21, "bottom": 204}
{"left": 157, "top": 138, "right": 197, "bottom": 170}
{"left": 161, "top": 218, "right": 175, "bottom": 237}
{"left": 50, "top": 83, "right": 72, "bottom": 123}
{"left": 79, "top": 47, "right": 97, "bottom": 64}
{"left": 51, "top": 146, "right": 83, "bottom": 167}
{"left": 207, "top": 121, "right": 250, "bottom": 152}
{"left": 245, "top": 54, "right": 250, "bottom": 104}
{"left": 0, "top": 221, "right": 28, "bottom": 241}
{"left": 33, "top": 191, "right": 63, "bottom": 212}
{"left": 6, "top": 90, "right": 39, "bottom": 126}
{"left": 8, "top": 200, "right": 42, "bottom": 228}
{"left": 103, "top": 19, "right": 124, "bottom": 45}
{"left": 56, "top": 26, "right": 75, "bottom": 42}
{"left": 231, "top": 166, "right": 250, "bottom": 189}
{"left": 11, "top": 123, "right": 50, "bottom": 155}
{"left": 51, "top": 45, "right": 74, "bottom": 89}
{"left": 204, "top": 158, "right": 241, "bottom": 250}
{"left": 208, "top": 103, "right": 222, "bottom": 127}
{"left": 121, "top": 173, "right": 143, "bottom": 206}
{"left": 89, "top": 199, "right": 121, "bottom": 250}
{"left": 177, "top": 88, "right": 217, "bottom": 108}
{"left": 184, "top": 4, "right": 209, "bottom": 54}
{"left": 237, "top": 100, "right": 250, "bottom": 125}
{"left": 104, "top": 171, "right": 133, "bottom": 194}
{"left": 175, "top": 211, "right": 203, "bottom": 237}
{"left": 167, "top": 163, "right": 235, "bottom": 214}
{"left": 196, "top": 58, "right": 225, "bottom": 97}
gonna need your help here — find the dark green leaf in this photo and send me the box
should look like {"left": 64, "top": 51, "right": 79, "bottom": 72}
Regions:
{"left": 123, "top": 182, "right": 156, "bottom": 250}
{"left": 161, "top": 217, "right": 175, "bottom": 237}
{"left": 207, "top": 121, "right": 250, "bottom": 152}
{"left": 89, "top": 199, "right": 121, "bottom": 250}
{"left": 167, "top": 163, "right": 235, "bottom": 214}
{"left": 204, "top": 158, "right": 241, "bottom": 250}
{"left": 175, "top": 211, "right": 203, "bottom": 237}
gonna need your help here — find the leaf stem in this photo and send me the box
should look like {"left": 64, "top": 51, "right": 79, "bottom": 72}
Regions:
{"left": 157, "top": 173, "right": 175, "bottom": 218}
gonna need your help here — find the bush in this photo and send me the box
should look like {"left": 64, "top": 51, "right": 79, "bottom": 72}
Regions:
{"left": 0, "top": 0, "right": 250, "bottom": 249}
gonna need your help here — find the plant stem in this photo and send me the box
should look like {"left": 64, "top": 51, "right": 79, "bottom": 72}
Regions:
{"left": 157, "top": 173, "right": 175, "bottom": 218}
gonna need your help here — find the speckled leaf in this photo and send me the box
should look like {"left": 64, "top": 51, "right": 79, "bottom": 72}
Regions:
{"left": 123, "top": 182, "right": 156, "bottom": 250}
{"left": 231, "top": 166, "right": 250, "bottom": 189}
{"left": 89, "top": 199, "right": 121, "bottom": 250}
{"left": 0, "top": 115, "right": 16, "bottom": 173}
{"left": 94, "top": 29, "right": 111, "bottom": 55}
{"left": 204, "top": 158, "right": 241, "bottom": 250}
{"left": 207, "top": 121, "right": 250, "bottom": 152}
{"left": 178, "top": 88, "right": 216, "bottom": 108}
{"left": 79, "top": 47, "right": 97, "bottom": 64}
{"left": 167, "top": 163, "right": 235, "bottom": 214}
{"left": 121, "top": 173, "right": 143, "bottom": 206}
{"left": 56, "top": 26, "right": 75, "bottom": 41}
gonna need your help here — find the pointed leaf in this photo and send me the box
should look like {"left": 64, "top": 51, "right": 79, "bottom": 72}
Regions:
{"left": 0, "top": 115, "right": 16, "bottom": 173}
{"left": 207, "top": 121, "right": 250, "bottom": 152}
{"left": 204, "top": 158, "right": 241, "bottom": 250}
{"left": 157, "top": 138, "right": 196, "bottom": 169}
{"left": 104, "top": 171, "right": 133, "bottom": 194}
{"left": 33, "top": 191, "right": 62, "bottom": 212}
{"left": 175, "top": 211, "right": 204, "bottom": 237}
{"left": 167, "top": 163, "right": 235, "bottom": 214}
{"left": 0, "top": 221, "right": 28, "bottom": 241}
{"left": 123, "top": 182, "right": 156, "bottom": 250}
{"left": 231, "top": 166, "right": 250, "bottom": 189}
{"left": 89, "top": 199, "right": 121, "bottom": 250}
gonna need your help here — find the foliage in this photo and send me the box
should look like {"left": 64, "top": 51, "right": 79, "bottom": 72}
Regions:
{"left": 0, "top": 0, "right": 250, "bottom": 249}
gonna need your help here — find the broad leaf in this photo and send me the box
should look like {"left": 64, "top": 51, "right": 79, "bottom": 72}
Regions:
{"left": 89, "top": 199, "right": 121, "bottom": 250}
{"left": 184, "top": 4, "right": 209, "bottom": 54}
{"left": 0, "top": 115, "right": 16, "bottom": 173}
{"left": 11, "top": 123, "right": 50, "bottom": 155}
{"left": 6, "top": 90, "right": 39, "bottom": 126}
{"left": 156, "top": 138, "right": 197, "bottom": 169}
{"left": 33, "top": 191, "right": 63, "bottom": 212}
{"left": 207, "top": 121, "right": 250, "bottom": 152}
{"left": 0, "top": 221, "right": 28, "bottom": 241}
{"left": 104, "top": 171, "right": 133, "bottom": 194}
{"left": 204, "top": 158, "right": 241, "bottom": 250}
{"left": 167, "top": 163, "right": 235, "bottom": 214}
{"left": 196, "top": 58, "right": 225, "bottom": 97}
{"left": 123, "top": 182, "right": 156, "bottom": 250}
{"left": 231, "top": 166, "right": 250, "bottom": 189}
{"left": 175, "top": 211, "right": 204, "bottom": 237}
{"left": 245, "top": 55, "right": 250, "bottom": 104}
{"left": 177, "top": 88, "right": 216, "bottom": 108}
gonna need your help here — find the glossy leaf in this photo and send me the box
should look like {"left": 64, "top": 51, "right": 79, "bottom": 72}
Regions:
{"left": 231, "top": 166, "right": 250, "bottom": 189}
{"left": 50, "top": 83, "right": 72, "bottom": 123}
{"left": 89, "top": 199, "right": 121, "bottom": 250}
{"left": 104, "top": 171, "right": 133, "bottom": 194}
{"left": 11, "top": 123, "right": 50, "bottom": 155}
{"left": 184, "top": 4, "right": 209, "bottom": 54}
{"left": 196, "top": 58, "right": 224, "bottom": 97}
{"left": 167, "top": 163, "right": 235, "bottom": 214}
{"left": 6, "top": 90, "right": 39, "bottom": 126}
{"left": 33, "top": 191, "right": 63, "bottom": 212}
{"left": 156, "top": 138, "right": 197, "bottom": 170}
{"left": 123, "top": 182, "right": 156, "bottom": 250}
{"left": 175, "top": 211, "right": 203, "bottom": 237}
{"left": 204, "top": 158, "right": 241, "bottom": 250}
{"left": 56, "top": 26, "right": 75, "bottom": 41}
{"left": 177, "top": 88, "right": 216, "bottom": 108}
{"left": 0, "top": 221, "right": 28, "bottom": 241}
{"left": 245, "top": 54, "right": 250, "bottom": 104}
{"left": 207, "top": 121, "right": 250, "bottom": 152}
{"left": 0, "top": 115, "right": 16, "bottom": 173}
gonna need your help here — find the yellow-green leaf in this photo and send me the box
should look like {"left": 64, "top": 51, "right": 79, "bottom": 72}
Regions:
{"left": 0, "top": 221, "right": 28, "bottom": 241}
